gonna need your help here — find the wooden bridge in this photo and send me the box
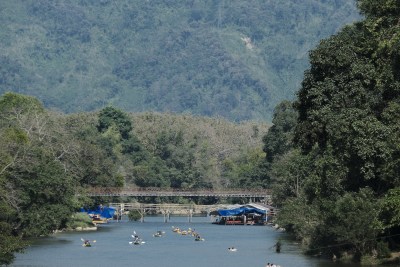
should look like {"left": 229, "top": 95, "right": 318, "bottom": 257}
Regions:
{"left": 108, "top": 202, "right": 276, "bottom": 223}
{"left": 109, "top": 202, "right": 222, "bottom": 222}
{"left": 83, "top": 187, "right": 272, "bottom": 201}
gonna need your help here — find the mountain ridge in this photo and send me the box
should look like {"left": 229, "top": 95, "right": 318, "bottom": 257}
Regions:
{"left": 0, "top": 0, "right": 361, "bottom": 121}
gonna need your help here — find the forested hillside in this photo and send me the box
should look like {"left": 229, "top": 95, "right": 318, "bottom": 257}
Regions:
{"left": 0, "top": 0, "right": 360, "bottom": 121}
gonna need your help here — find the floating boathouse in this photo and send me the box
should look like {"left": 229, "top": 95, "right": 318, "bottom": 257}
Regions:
{"left": 211, "top": 203, "right": 276, "bottom": 225}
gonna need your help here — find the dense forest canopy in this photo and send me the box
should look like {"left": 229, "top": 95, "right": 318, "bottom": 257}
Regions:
{"left": 0, "top": 0, "right": 360, "bottom": 121}
{"left": 264, "top": 0, "right": 400, "bottom": 263}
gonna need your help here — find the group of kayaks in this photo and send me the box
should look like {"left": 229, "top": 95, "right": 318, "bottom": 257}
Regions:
{"left": 171, "top": 226, "right": 205, "bottom": 241}
{"left": 81, "top": 227, "right": 206, "bottom": 248}
{"left": 81, "top": 228, "right": 241, "bottom": 254}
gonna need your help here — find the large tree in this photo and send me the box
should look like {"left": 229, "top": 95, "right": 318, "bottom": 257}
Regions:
{"left": 275, "top": 0, "right": 400, "bottom": 261}
{"left": 0, "top": 93, "right": 76, "bottom": 264}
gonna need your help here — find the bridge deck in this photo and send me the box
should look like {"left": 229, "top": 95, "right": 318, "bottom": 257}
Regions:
{"left": 109, "top": 203, "right": 225, "bottom": 213}
{"left": 84, "top": 187, "right": 271, "bottom": 199}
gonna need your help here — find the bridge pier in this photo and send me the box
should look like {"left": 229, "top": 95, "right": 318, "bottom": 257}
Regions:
{"left": 188, "top": 208, "right": 192, "bottom": 223}
{"left": 163, "top": 210, "right": 170, "bottom": 223}
{"left": 140, "top": 207, "right": 145, "bottom": 222}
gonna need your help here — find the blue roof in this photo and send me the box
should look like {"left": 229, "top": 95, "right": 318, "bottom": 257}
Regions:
{"left": 80, "top": 206, "right": 116, "bottom": 219}
{"left": 217, "top": 207, "right": 266, "bottom": 216}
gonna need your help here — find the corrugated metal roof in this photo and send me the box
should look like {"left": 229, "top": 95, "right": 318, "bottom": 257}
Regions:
{"left": 246, "top": 203, "right": 271, "bottom": 211}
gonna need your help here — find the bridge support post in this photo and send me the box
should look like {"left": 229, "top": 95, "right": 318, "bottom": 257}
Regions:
{"left": 140, "top": 207, "right": 145, "bottom": 223}
{"left": 164, "top": 210, "right": 170, "bottom": 223}
{"left": 118, "top": 203, "right": 124, "bottom": 221}
{"left": 188, "top": 208, "right": 192, "bottom": 223}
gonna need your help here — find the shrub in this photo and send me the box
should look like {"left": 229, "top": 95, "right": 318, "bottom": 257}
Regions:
{"left": 66, "top": 212, "right": 94, "bottom": 229}
{"left": 128, "top": 210, "right": 142, "bottom": 221}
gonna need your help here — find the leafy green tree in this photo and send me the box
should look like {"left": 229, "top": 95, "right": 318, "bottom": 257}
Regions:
{"left": 263, "top": 100, "right": 297, "bottom": 163}
{"left": 271, "top": 149, "right": 317, "bottom": 205}
{"left": 276, "top": 0, "right": 400, "bottom": 261}
{"left": 222, "top": 148, "right": 269, "bottom": 189}
{"left": 97, "top": 106, "right": 132, "bottom": 140}
{"left": 0, "top": 92, "right": 44, "bottom": 127}
{"left": 9, "top": 147, "right": 76, "bottom": 237}
{"left": 0, "top": 175, "right": 27, "bottom": 265}
{"left": 65, "top": 212, "right": 94, "bottom": 230}
{"left": 128, "top": 210, "right": 141, "bottom": 221}
{"left": 132, "top": 157, "right": 170, "bottom": 188}
{"left": 0, "top": 93, "right": 76, "bottom": 263}
{"left": 380, "top": 187, "right": 400, "bottom": 235}
{"left": 324, "top": 189, "right": 382, "bottom": 260}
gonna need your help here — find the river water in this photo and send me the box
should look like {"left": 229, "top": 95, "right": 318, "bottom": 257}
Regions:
{"left": 11, "top": 216, "right": 388, "bottom": 267}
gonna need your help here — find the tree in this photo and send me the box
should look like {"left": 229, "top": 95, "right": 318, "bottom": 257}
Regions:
{"left": 276, "top": 0, "right": 400, "bottom": 261}
{"left": 97, "top": 106, "right": 132, "bottom": 140}
{"left": 128, "top": 210, "right": 141, "bottom": 221}
{"left": 0, "top": 93, "right": 75, "bottom": 263}
{"left": 263, "top": 100, "right": 297, "bottom": 163}
{"left": 0, "top": 174, "right": 27, "bottom": 265}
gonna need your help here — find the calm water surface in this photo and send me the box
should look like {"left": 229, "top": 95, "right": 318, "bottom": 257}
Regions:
{"left": 11, "top": 216, "right": 387, "bottom": 267}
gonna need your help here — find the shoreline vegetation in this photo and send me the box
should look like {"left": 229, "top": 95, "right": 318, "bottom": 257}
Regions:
{"left": 64, "top": 212, "right": 97, "bottom": 232}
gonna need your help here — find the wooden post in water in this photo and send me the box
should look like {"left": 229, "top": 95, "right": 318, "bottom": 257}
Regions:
{"left": 118, "top": 203, "right": 124, "bottom": 222}
{"left": 164, "top": 210, "right": 170, "bottom": 223}
{"left": 140, "top": 207, "right": 145, "bottom": 223}
{"left": 188, "top": 206, "right": 193, "bottom": 223}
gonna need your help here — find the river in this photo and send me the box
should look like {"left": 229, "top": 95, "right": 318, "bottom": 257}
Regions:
{"left": 10, "top": 216, "right": 388, "bottom": 267}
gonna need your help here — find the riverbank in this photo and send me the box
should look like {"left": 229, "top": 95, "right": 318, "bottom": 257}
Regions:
{"left": 385, "top": 252, "right": 400, "bottom": 264}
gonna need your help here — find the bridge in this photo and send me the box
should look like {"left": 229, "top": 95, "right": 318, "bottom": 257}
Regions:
{"left": 107, "top": 202, "right": 276, "bottom": 223}
{"left": 81, "top": 188, "right": 274, "bottom": 223}
{"left": 109, "top": 203, "right": 224, "bottom": 222}
{"left": 83, "top": 187, "right": 272, "bottom": 202}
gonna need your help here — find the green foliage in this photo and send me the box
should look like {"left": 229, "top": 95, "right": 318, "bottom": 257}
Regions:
{"left": 357, "top": 0, "right": 400, "bottom": 17}
{"left": 327, "top": 189, "right": 382, "bottom": 258}
{"left": 97, "top": 106, "right": 132, "bottom": 140}
{"left": 9, "top": 148, "right": 76, "bottom": 237}
{"left": 0, "top": 176, "right": 28, "bottom": 265}
{"left": 0, "top": 92, "right": 45, "bottom": 132}
{"left": 222, "top": 148, "right": 269, "bottom": 189}
{"left": 376, "top": 240, "right": 391, "bottom": 259}
{"left": 0, "top": 92, "right": 44, "bottom": 115}
{"left": 65, "top": 212, "right": 94, "bottom": 230}
{"left": 263, "top": 0, "right": 400, "bottom": 261}
{"left": 128, "top": 210, "right": 141, "bottom": 221}
{"left": 380, "top": 188, "right": 400, "bottom": 229}
{"left": 0, "top": 1, "right": 360, "bottom": 121}
{"left": 263, "top": 100, "right": 297, "bottom": 163}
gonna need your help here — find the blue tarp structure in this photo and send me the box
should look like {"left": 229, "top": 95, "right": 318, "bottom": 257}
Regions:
{"left": 80, "top": 205, "right": 116, "bottom": 219}
{"left": 217, "top": 207, "right": 266, "bottom": 216}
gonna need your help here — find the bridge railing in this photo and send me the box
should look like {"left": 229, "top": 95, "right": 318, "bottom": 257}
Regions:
{"left": 82, "top": 187, "right": 272, "bottom": 198}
